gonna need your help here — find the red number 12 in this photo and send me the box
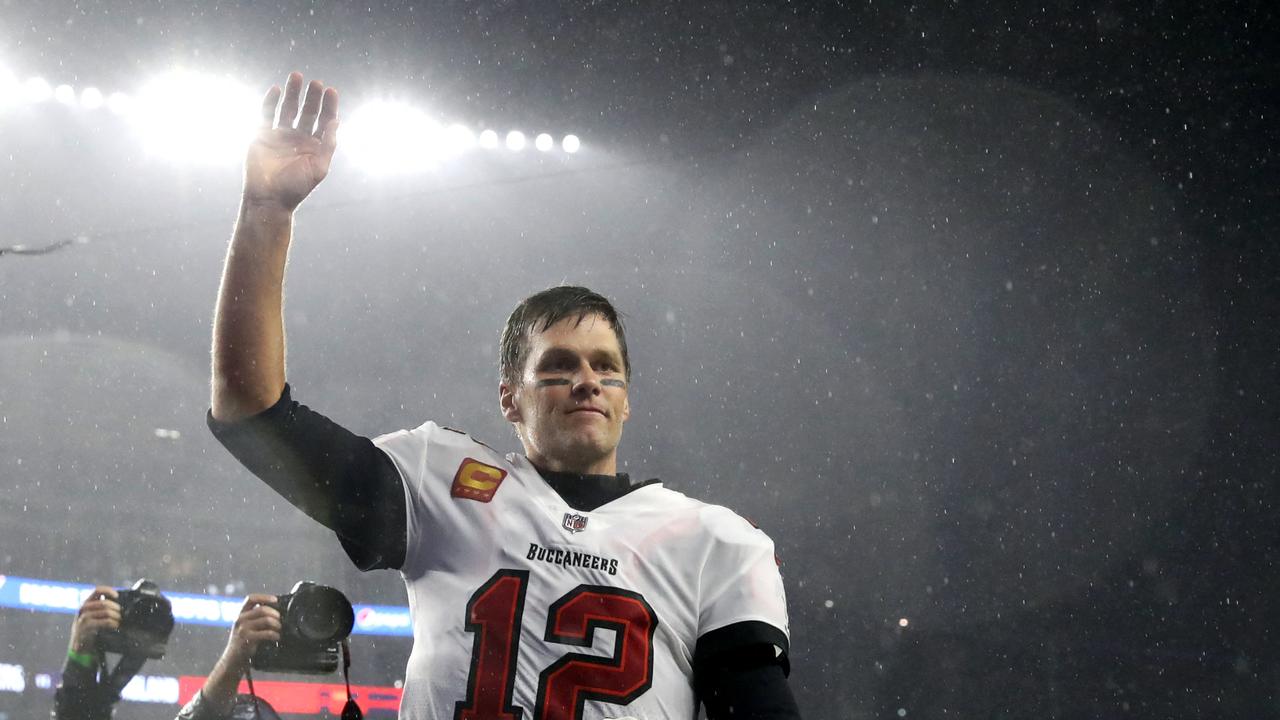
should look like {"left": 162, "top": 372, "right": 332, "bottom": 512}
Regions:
{"left": 454, "top": 569, "right": 658, "bottom": 720}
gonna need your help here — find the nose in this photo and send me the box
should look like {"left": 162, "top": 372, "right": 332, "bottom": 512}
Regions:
{"left": 571, "top": 364, "right": 603, "bottom": 396}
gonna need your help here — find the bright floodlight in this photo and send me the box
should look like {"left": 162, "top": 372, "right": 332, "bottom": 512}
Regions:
{"left": 534, "top": 133, "right": 553, "bottom": 152}
{"left": 106, "top": 91, "right": 132, "bottom": 116}
{"left": 24, "top": 77, "right": 52, "bottom": 103}
{"left": 344, "top": 101, "right": 448, "bottom": 173}
{"left": 0, "top": 68, "right": 19, "bottom": 109}
{"left": 444, "top": 123, "right": 477, "bottom": 153}
{"left": 54, "top": 84, "right": 76, "bottom": 105}
{"left": 132, "top": 70, "right": 259, "bottom": 165}
{"left": 562, "top": 134, "right": 581, "bottom": 153}
{"left": 478, "top": 129, "right": 499, "bottom": 149}
{"left": 505, "top": 131, "right": 526, "bottom": 151}
{"left": 80, "top": 87, "right": 104, "bottom": 109}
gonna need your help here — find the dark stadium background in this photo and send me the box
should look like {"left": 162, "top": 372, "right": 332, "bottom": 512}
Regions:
{"left": 1, "top": 2, "right": 1275, "bottom": 717}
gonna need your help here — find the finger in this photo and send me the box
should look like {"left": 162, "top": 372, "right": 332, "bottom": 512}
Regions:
{"left": 314, "top": 87, "right": 339, "bottom": 139}
{"left": 80, "top": 599, "right": 121, "bottom": 617}
{"left": 241, "top": 593, "right": 277, "bottom": 609}
{"left": 278, "top": 72, "right": 304, "bottom": 129}
{"left": 243, "top": 628, "right": 282, "bottom": 644}
{"left": 85, "top": 586, "right": 118, "bottom": 604}
{"left": 82, "top": 606, "right": 122, "bottom": 622}
{"left": 260, "top": 85, "right": 282, "bottom": 128}
{"left": 248, "top": 612, "right": 282, "bottom": 629}
{"left": 82, "top": 609, "right": 120, "bottom": 627}
{"left": 239, "top": 605, "right": 281, "bottom": 624}
{"left": 318, "top": 119, "right": 340, "bottom": 160}
{"left": 296, "top": 80, "right": 325, "bottom": 134}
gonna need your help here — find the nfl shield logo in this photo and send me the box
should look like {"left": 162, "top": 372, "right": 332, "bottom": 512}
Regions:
{"left": 562, "top": 512, "right": 588, "bottom": 534}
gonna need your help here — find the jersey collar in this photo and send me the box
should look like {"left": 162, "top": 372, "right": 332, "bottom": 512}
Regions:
{"left": 530, "top": 462, "right": 660, "bottom": 512}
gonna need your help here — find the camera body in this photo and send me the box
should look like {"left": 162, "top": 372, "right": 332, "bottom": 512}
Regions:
{"left": 251, "top": 581, "right": 354, "bottom": 674}
{"left": 98, "top": 579, "right": 175, "bottom": 659}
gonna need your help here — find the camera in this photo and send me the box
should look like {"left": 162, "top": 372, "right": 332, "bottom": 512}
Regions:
{"left": 251, "top": 581, "right": 354, "bottom": 674}
{"left": 98, "top": 579, "right": 175, "bottom": 659}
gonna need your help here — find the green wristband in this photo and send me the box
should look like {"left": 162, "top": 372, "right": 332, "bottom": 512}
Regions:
{"left": 67, "top": 648, "right": 96, "bottom": 669}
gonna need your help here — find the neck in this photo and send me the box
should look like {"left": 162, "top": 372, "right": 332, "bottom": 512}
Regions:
{"left": 527, "top": 452, "right": 617, "bottom": 477}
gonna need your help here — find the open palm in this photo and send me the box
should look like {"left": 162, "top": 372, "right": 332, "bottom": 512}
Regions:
{"left": 243, "top": 72, "right": 339, "bottom": 211}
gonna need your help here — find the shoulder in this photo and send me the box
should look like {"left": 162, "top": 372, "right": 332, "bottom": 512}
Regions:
{"left": 374, "top": 421, "right": 500, "bottom": 454}
{"left": 372, "top": 421, "right": 511, "bottom": 477}
{"left": 699, "top": 503, "right": 779, "bottom": 561}
{"left": 643, "top": 486, "right": 777, "bottom": 550}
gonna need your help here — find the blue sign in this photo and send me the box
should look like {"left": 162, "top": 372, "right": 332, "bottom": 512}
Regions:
{"left": 0, "top": 574, "right": 412, "bottom": 637}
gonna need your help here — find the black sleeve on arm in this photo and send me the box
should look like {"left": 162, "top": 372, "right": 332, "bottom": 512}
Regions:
{"left": 53, "top": 660, "right": 115, "bottom": 720}
{"left": 695, "top": 622, "right": 801, "bottom": 719}
{"left": 207, "top": 383, "right": 406, "bottom": 570}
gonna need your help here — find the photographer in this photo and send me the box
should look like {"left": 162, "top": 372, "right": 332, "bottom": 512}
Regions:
{"left": 176, "top": 594, "right": 282, "bottom": 720}
{"left": 53, "top": 586, "right": 123, "bottom": 720}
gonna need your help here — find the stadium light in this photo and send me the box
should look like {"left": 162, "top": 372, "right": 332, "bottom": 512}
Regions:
{"left": 1, "top": 63, "right": 585, "bottom": 164}
{"left": 24, "top": 77, "right": 52, "bottom": 103}
{"left": 54, "top": 84, "right": 76, "bottom": 105}
{"left": 0, "top": 67, "right": 18, "bottom": 109}
{"left": 106, "top": 91, "right": 132, "bottom": 116}
{"left": 79, "top": 87, "right": 104, "bottom": 110}
{"left": 131, "top": 70, "right": 259, "bottom": 165}
{"left": 344, "top": 100, "right": 448, "bottom": 173}
{"left": 444, "top": 123, "right": 477, "bottom": 153}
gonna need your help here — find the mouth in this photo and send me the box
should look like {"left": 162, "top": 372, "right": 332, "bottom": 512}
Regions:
{"left": 569, "top": 407, "right": 607, "bottom": 417}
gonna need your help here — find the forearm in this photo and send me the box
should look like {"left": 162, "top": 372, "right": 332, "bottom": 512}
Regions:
{"left": 54, "top": 659, "right": 113, "bottom": 720}
{"left": 188, "top": 652, "right": 247, "bottom": 718}
{"left": 211, "top": 200, "right": 294, "bottom": 421}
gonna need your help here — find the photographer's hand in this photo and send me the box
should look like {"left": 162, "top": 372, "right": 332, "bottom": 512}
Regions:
{"left": 192, "top": 594, "right": 281, "bottom": 716}
{"left": 68, "top": 587, "right": 121, "bottom": 658}
{"left": 55, "top": 588, "right": 121, "bottom": 720}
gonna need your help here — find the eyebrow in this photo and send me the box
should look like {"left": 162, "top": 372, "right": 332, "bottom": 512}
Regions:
{"left": 535, "top": 346, "right": 623, "bottom": 367}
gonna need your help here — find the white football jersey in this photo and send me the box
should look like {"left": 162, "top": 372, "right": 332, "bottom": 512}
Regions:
{"left": 374, "top": 421, "right": 790, "bottom": 720}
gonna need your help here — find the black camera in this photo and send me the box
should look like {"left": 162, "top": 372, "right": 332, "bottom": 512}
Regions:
{"left": 251, "top": 581, "right": 354, "bottom": 674}
{"left": 98, "top": 579, "right": 175, "bottom": 659}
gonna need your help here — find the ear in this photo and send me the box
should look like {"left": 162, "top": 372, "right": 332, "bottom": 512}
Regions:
{"left": 621, "top": 393, "right": 631, "bottom": 423}
{"left": 499, "top": 382, "right": 522, "bottom": 423}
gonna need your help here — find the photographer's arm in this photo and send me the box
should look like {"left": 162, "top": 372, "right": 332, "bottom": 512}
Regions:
{"left": 176, "top": 595, "right": 280, "bottom": 720}
{"left": 53, "top": 588, "right": 120, "bottom": 720}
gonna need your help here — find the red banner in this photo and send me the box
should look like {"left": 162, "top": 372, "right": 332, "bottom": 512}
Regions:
{"left": 178, "top": 676, "right": 402, "bottom": 715}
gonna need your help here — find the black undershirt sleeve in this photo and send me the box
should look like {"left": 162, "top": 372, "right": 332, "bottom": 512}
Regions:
{"left": 207, "top": 384, "right": 407, "bottom": 570}
{"left": 695, "top": 642, "right": 801, "bottom": 719}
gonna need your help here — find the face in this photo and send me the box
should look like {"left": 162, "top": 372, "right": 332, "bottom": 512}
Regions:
{"left": 500, "top": 313, "right": 631, "bottom": 475}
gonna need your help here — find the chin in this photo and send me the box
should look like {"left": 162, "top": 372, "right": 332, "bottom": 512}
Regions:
{"left": 550, "top": 439, "right": 614, "bottom": 470}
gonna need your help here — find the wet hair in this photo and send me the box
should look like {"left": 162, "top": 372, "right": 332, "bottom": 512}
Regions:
{"left": 500, "top": 285, "right": 630, "bottom": 387}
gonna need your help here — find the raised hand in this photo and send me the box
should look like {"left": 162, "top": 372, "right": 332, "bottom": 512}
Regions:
{"left": 243, "top": 72, "right": 339, "bottom": 211}
{"left": 220, "top": 594, "right": 282, "bottom": 671}
{"left": 69, "top": 586, "right": 121, "bottom": 655}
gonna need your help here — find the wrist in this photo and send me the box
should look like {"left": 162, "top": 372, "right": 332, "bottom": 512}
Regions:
{"left": 216, "top": 645, "right": 252, "bottom": 676}
{"left": 67, "top": 640, "right": 97, "bottom": 666}
{"left": 67, "top": 647, "right": 97, "bottom": 669}
{"left": 238, "top": 196, "right": 296, "bottom": 220}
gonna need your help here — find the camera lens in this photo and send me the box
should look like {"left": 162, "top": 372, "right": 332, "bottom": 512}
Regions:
{"left": 125, "top": 595, "right": 169, "bottom": 628}
{"left": 287, "top": 585, "right": 354, "bottom": 642}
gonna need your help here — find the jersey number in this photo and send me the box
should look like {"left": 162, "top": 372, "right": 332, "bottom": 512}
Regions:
{"left": 454, "top": 569, "right": 657, "bottom": 720}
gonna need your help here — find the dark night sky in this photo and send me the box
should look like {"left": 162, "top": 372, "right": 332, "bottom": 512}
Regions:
{"left": 0, "top": 2, "right": 1276, "bottom": 718}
